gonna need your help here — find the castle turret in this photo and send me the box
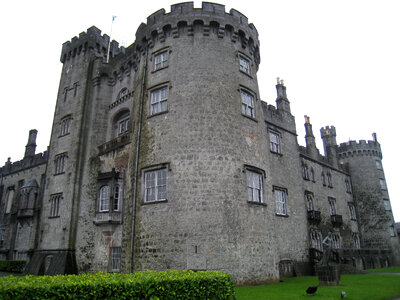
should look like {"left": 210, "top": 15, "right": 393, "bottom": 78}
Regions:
{"left": 275, "top": 78, "right": 291, "bottom": 113}
{"left": 304, "top": 116, "right": 319, "bottom": 159}
{"left": 337, "top": 134, "right": 399, "bottom": 264}
{"left": 320, "top": 126, "right": 338, "bottom": 167}
{"left": 24, "top": 129, "right": 37, "bottom": 158}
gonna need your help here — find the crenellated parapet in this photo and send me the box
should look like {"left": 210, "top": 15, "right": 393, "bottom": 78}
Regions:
{"left": 0, "top": 151, "right": 48, "bottom": 176}
{"left": 135, "top": 2, "right": 260, "bottom": 69}
{"left": 337, "top": 139, "right": 382, "bottom": 159}
{"left": 262, "top": 102, "right": 296, "bottom": 134}
{"left": 61, "top": 26, "right": 124, "bottom": 63}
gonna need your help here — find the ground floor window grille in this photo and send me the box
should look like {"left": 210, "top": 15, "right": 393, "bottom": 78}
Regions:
{"left": 111, "top": 247, "right": 122, "bottom": 272}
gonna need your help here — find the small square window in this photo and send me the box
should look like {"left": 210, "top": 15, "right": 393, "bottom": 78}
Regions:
{"left": 241, "top": 90, "right": 255, "bottom": 118}
{"left": 150, "top": 86, "right": 168, "bottom": 115}
{"left": 144, "top": 168, "right": 167, "bottom": 203}
{"left": 274, "top": 187, "right": 287, "bottom": 216}
{"left": 239, "top": 55, "right": 250, "bottom": 74}
{"left": 269, "top": 131, "right": 281, "bottom": 154}
{"left": 247, "top": 169, "right": 263, "bottom": 203}
{"left": 154, "top": 51, "right": 168, "bottom": 70}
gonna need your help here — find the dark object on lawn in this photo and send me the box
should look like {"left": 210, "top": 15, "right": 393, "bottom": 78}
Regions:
{"left": 306, "top": 286, "right": 318, "bottom": 295}
{"left": 341, "top": 291, "right": 346, "bottom": 298}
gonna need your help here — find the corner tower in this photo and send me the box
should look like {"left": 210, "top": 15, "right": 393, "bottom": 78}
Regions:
{"left": 337, "top": 134, "right": 399, "bottom": 265}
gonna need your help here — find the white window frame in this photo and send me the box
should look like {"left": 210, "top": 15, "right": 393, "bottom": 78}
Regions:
{"left": 246, "top": 169, "right": 264, "bottom": 203}
{"left": 144, "top": 168, "right": 167, "bottom": 203}
{"left": 274, "top": 187, "right": 287, "bottom": 216}
{"left": 111, "top": 247, "right": 122, "bottom": 272}
{"left": 331, "top": 233, "right": 341, "bottom": 249}
{"left": 240, "top": 89, "right": 255, "bottom": 118}
{"left": 353, "top": 233, "right": 361, "bottom": 249}
{"left": 150, "top": 86, "right": 168, "bottom": 116}
{"left": 348, "top": 203, "right": 356, "bottom": 220}
{"left": 118, "top": 118, "right": 130, "bottom": 136}
{"left": 50, "top": 193, "right": 62, "bottom": 218}
{"left": 99, "top": 185, "right": 110, "bottom": 212}
{"left": 239, "top": 55, "right": 250, "bottom": 74}
{"left": 269, "top": 130, "right": 281, "bottom": 154}
{"left": 154, "top": 50, "right": 168, "bottom": 70}
{"left": 310, "top": 230, "right": 322, "bottom": 251}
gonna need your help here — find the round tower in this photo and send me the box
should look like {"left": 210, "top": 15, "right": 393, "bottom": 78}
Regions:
{"left": 121, "top": 2, "right": 279, "bottom": 284}
{"left": 337, "top": 134, "right": 398, "bottom": 264}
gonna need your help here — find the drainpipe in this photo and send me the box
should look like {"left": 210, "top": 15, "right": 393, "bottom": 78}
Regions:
{"left": 130, "top": 48, "right": 148, "bottom": 273}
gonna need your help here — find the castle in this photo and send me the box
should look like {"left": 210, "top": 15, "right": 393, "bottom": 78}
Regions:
{"left": 0, "top": 2, "right": 398, "bottom": 284}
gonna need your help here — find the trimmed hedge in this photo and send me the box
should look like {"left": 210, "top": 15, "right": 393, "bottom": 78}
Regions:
{"left": 0, "top": 260, "right": 26, "bottom": 273}
{"left": 0, "top": 270, "right": 235, "bottom": 299}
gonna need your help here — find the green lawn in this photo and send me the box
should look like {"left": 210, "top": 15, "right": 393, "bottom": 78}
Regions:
{"left": 365, "top": 266, "right": 400, "bottom": 273}
{"left": 235, "top": 273, "right": 400, "bottom": 300}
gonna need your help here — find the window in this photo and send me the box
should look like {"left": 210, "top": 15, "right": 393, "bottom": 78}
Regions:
{"left": 14, "top": 251, "right": 28, "bottom": 261}
{"left": 328, "top": 197, "right": 336, "bottom": 216}
{"left": 310, "top": 168, "right": 315, "bottom": 182}
{"left": 99, "top": 185, "right": 110, "bottom": 212}
{"left": 389, "top": 226, "right": 395, "bottom": 237}
{"left": 113, "top": 185, "right": 120, "bottom": 211}
{"left": 302, "top": 160, "right": 309, "bottom": 180}
{"left": 376, "top": 160, "right": 383, "bottom": 170}
{"left": 353, "top": 233, "right": 360, "bottom": 249}
{"left": 239, "top": 55, "right": 250, "bottom": 74}
{"left": 111, "top": 247, "right": 122, "bottom": 272}
{"left": 379, "top": 179, "right": 387, "bottom": 190}
{"left": 118, "top": 118, "right": 130, "bottom": 136}
{"left": 247, "top": 169, "right": 264, "bottom": 203}
{"left": 321, "top": 172, "right": 326, "bottom": 186}
{"left": 241, "top": 89, "right": 255, "bottom": 118}
{"left": 327, "top": 172, "right": 333, "bottom": 187}
{"left": 383, "top": 199, "right": 391, "bottom": 211}
{"left": 0, "top": 229, "right": 5, "bottom": 248}
{"left": 274, "top": 187, "right": 287, "bottom": 216}
{"left": 5, "top": 188, "right": 15, "bottom": 214}
{"left": 348, "top": 203, "right": 356, "bottom": 220}
{"left": 150, "top": 86, "right": 168, "bottom": 115}
{"left": 331, "top": 233, "right": 341, "bottom": 249}
{"left": 144, "top": 168, "right": 167, "bottom": 203}
{"left": 60, "top": 116, "right": 72, "bottom": 136}
{"left": 305, "top": 191, "right": 314, "bottom": 211}
{"left": 154, "top": 50, "right": 168, "bottom": 70}
{"left": 55, "top": 153, "right": 67, "bottom": 175}
{"left": 269, "top": 131, "right": 281, "bottom": 153}
{"left": 310, "top": 230, "right": 322, "bottom": 251}
{"left": 50, "top": 193, "right": 62, "bottom": 218}
{"left": 118, "top": 88, "right": 128, "bottom": 99}
{"left": 345, "top": 177, "right": 352, "bottom": 193}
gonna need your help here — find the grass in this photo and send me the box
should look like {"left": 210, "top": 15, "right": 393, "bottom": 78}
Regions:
{"left": 235, "top": 273, "right": 400, "bottom": 300}
{"left": 365, "top": 266, "right": 400, "bottom": 273}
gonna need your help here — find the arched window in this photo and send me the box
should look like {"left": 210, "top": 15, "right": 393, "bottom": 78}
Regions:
{"left": 99, "top": 185, "right": 110, "bottom": 212}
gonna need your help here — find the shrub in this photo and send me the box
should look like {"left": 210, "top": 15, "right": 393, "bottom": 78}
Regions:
{"left": 0, "top": 260, "right": 26, "bottom": 273}
{"left": 0, "top": 270, "right": 235, "bottom": 299}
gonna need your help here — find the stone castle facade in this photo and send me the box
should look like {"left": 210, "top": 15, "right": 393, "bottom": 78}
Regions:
{"left": 0, "top": 2, "right": 398, "bottom": 284}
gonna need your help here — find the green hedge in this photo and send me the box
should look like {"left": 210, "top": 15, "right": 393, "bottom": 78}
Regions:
{"left": 0, "top": 260, "right": 26, "bottom": 273}
{"left": 0, "top": 270, "right": 235, "bottom": 299}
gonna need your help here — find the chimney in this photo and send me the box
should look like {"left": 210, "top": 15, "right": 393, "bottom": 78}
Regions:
{"left": 275, "top": 77, "right": 291, "bottom": 113}
{"left": 24, "top": 129, "right": 38, "bottom": 158}
{"left": 304, "top": 116, "right": 319, "bottom": 158}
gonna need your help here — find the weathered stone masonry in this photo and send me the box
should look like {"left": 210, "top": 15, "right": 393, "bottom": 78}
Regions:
{"left": 0, "top": 2, "right": 398, "bottom": 284}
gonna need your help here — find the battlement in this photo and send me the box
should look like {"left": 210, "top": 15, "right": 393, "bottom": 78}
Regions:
{"left": 0, "top": 151, "right": 48, "bottom": 176}
{"left": 320, "top": 126, "right": 336, "bottom": 137}
{"left": 61, "top": 26, "right": 124, "bottom": 63}
{"left": 262, "top": 102, "right": 296, "bottom": 134}
{"left": 135, "top": 2, "right": 260, "bottom": 68}
{"left": 337, "top": 139, "right": 382, "bottom": 159}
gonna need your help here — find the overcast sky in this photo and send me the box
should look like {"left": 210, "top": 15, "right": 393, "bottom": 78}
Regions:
{"left": 1, "top": 0, "right": 399, "bottom": 222}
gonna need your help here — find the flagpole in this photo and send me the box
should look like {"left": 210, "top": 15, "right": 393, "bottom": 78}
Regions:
{"left": 106, "top": 16, "right": 116, "bottom": 63}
